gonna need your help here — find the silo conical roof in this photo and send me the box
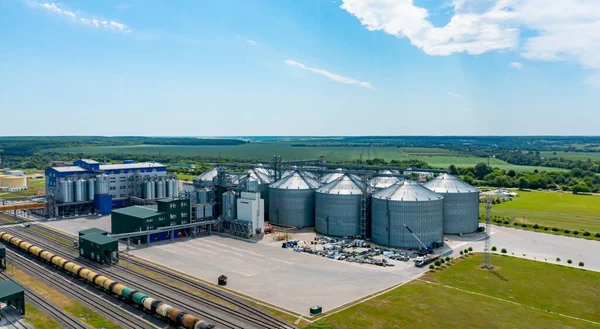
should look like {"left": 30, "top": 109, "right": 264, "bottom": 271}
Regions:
{"left": 320, "top": 168, "right": 344, "bottom": 184}
{"left": 195, "top": 167, "right": 219, "bottom": 183}
{"left": 270, "top": 171, "right": 319, "bottom": 190}
{"left": 373, "top": 180, "right": 443, "bottom": 201}
{"left": 368, "top": 170, "right": 401, "bottom": 189}
{"left": 317, "top": 174, "right": 365, "bottom": 195}
{"left": 423, "top": 173, "right": 478, "bottom": 193}
{"left": 246, "top": 168, "right": 272, "bottom": 184}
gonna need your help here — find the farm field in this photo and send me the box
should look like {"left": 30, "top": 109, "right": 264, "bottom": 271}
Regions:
{"left": 481, "top": 191, "right": 600, "bottom": 233}
{"left": 540, "top": 151, "right": 600, "bottom": 161}
{"left": 44, "top": 144, "right": 564, "bottom": 172}
{"left": 307, "top": 255, "right": 600, "bottom": 329}
{"left": 0, "top": 177, "right": 45, "bottom": 198}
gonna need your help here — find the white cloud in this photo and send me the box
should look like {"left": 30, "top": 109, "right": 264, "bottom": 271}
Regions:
{"left": 246, "top": 39, "right": 257, "bottom": 46}
{"left": 509, "top": 61, "right": 524, "bottom": 69}
{"left": 447, "top": 92, "right": 465, "bottom": 98}
{"left": 285, "top": 59, "right": 374, "bottom": 90}
{"left": 30, "top": 1, "right": 130, "bottom": 33}
{"left": 340, "top": 0, "right": 600, "bottom": 87}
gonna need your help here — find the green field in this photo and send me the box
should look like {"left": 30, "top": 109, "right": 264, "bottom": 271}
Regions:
{"left": 308, "top": 255, "right": 600, "bottom": 329}
{"left": 482, "top": 191, "right": 600, "bottom": 233}
{"left": 44, "top": 144, "right": 564, "bottom": 172}
{"left": 0, "top": 178, "right": 45, "bottom": 198}
{"left": 540, "top": 151, "right": 600, "bottom": 161}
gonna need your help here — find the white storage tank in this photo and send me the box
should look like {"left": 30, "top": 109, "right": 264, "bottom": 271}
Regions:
{"left": 368, "top": 170, "right": 401, "bottom": 190}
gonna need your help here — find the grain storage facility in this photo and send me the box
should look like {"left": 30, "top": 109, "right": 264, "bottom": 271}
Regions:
{"left": 0, "top": 175, "right": 27, "bottom": 192}
{"left": 269, "top": 171, "right": 319, "bottom": 228}
{"left": 371, "top": 180, "right": 444, "bottom": 249}
{"left": 315, "top": 174, "right": 365, "bottom": 237}
{"left": 245, "top": 167, "right": 272, "bottom": 218}
{"left": 423, "top": 173, "right": 479, "bottom": 234}
{"left": 193, "top": 167, "right": 219, "bottom": 187}
{"left": 367, "top": 170, "right": 401, "bottom": 190}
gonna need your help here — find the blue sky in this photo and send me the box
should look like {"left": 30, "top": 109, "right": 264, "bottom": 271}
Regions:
{"left": 1, "top": 0, "right": 599, "bottom": 136}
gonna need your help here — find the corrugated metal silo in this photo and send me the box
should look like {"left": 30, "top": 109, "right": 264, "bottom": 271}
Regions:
{"left": 156, "top": 179, "right": 165, "bottom": 199}
{"left": 245, "top": 167, "right": 272, "bottom": 215}
{"left": 371, "top": 180, "right": 444, "bottom": 249}
{"left": 315, "top": 174, "right": 365, "bottom": 237}
{"left": 66, "top": 179, "right": 74, "bottom": 203}
{"left": 95, "top": 174, "right": 109, "bottom": 195}
{"left": 87, "top": 179, "right": 95, "bottom": 201}
{"left": 423, "top": 173, "right": 480, "bottom": 234}
{"left": 196, "top": 187, "right": 211, "bottom": 203}
{"left": 60, "top": 179, "right": 69, "bottom": 203}
{"left": 320, "top": 168, "right": 344, "bottom": 184}
{"left": 269, "top": 171, "right": 319, "bottom": 227}
{"left": 74, "top": 178, "right": 85, "bottom": 202}
{"left": 194, "top": 167, "right": 219, "bottom": 187}
{"left": 368, "top": 170, "right": 401, "bottom": 190}
{"left": 222, "top": 191, "right": 237, "bottom": 220}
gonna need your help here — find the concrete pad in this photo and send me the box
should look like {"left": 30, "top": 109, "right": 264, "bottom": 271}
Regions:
{"left": 41, "top": 215, "right": 112, "bottom": 236}
{"left": 127, "top": 234, "right": 425, "bottom": 315}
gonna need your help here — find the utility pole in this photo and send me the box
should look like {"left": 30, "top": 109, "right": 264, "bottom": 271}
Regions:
{"left": 482, "top": 199, "right": 493, "bottom": 270}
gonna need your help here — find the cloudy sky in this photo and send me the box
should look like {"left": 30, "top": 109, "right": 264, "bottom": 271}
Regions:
{"left": 1, "top": 0, "right": 599, "bottom": 136}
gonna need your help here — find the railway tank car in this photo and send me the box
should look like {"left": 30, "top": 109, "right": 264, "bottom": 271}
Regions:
{"left": 0, "top": 231, "right": 213, "bottom": 329}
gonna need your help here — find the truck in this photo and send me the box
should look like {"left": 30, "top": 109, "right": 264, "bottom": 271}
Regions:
{"left": 414, "top": 253, "right": 440, "bottom": 267}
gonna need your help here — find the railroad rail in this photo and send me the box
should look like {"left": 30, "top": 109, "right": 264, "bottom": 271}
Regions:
{"left": 1, "top": 248, "right": 149, "bottom": 329}
{"left": 3, "top": 226, "right": 293, "bottom": 329}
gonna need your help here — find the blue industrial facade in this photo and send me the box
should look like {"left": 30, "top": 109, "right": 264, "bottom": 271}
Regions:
{"left": 95, "top": 194, "right": 113, "bottom": 215}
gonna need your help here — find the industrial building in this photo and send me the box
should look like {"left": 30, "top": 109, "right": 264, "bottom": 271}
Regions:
{"left": 78, "top": 228, "right": 118, "bottom": 264}
{"left": 0, "top": 174, "right": 27, "bottom": 192}
{"left": 45, "top": 159, "right": 178, "bottom": 218}
{"left": 0, "top": 280, "right": 25, "bottom": 316}
{"left": 423, "top": 173, "right": 480, "bottom": 234}
{"left": 111, "top": 198, "right": 191, "bottom": 236}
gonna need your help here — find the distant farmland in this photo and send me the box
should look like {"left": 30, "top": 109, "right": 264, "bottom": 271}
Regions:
{"left": 45, "top": 144, "right": 565, "bottom": 172}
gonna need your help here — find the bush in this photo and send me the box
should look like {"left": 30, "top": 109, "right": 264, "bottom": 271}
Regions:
{"left": 521, "top": 224, "right": 528, "bottom": 228}
{"left": 556, "top": 258, "right": 561, "bottom": 262}
{"left": 595, "top": 233, "right": 600, "bottom": 238}
{"left": 491, "top": 246, "right": 497, "bottom": 252}
{"left": 579, "top": 262, "right": 584, "bottom": 267}
{"left": 464, "top": 249, "right": 469, "bottom": 254}
{"left": 445, "top": 256, "right": 450, "bottom": 262}
{"left": 503, "top": 220, "right": 509, "bottom": 225}
{"left": 567, "top": 259, "right": 573, "bottom": 264}
{"left": 514, "top": 222, "right": 519, "bottom": 226}
{"left": 468, "top": 247, "right": 473, "bottom": 252}
{"left": 459, "top": 250, "right": 464, "bottom": 255}
{"left": 544, "top": 227, "right": 549, "bottom": 231}
{"left": 583, "top": 231, "right": 590, "bottom": 236}
{"left": 440, "top": 258, "right": 446, "bottom": 264}
{"left": 552, "top": 227, "right": 559, "bottom": 232}
{"left": 573, "top": 231, "right": 579, "bottom": 235}
{"left": 564, "top": 229, "right": 570, "bottom": 234}
{"left": 501, "top": 248, "right": 507, "bottom": 254}
{"left": 533, "top": 224, "right": 539, "bottom": 229}
{"left": 429, "top": 264, "right": 435, "bottom": 270}
{"left": 434, "top": 260, "right": 441, "bottom": 267}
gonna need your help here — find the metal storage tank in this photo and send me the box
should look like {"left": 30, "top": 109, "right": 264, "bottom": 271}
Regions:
{"left": 368, "top": 170, "right": 401, "bottom": 190}
{"left": 320, "top": 168, "right": 344, "bottom": 184}
{"left": 144, "top": 180, "right": 154, "bottom": 199}
{"left": 193, "top": 167, "right": 219, "bottom": 187}
{"left": 245, "top": 167, "right": 272, "bottom": 214}
{"left": 371, "top": 180, "right": 444, "bottom": 249}
{"left": 87, "top": 179, "right": 95, "bottom": 201}
{"left": 269, "top": 171, "right": 319, "bottom": 227}
{"left": 315, "top": 174, "right": 365, "bottom": 237}
{"left": 95, "top": 174, "right": 109, "bottom": 195}
{"left": 196, "top": 187, "right": 211, "bottom": 204}
{"left": 66, "top": 179, "right": 74, "bottom": 203}
{"left": 423, "top": 173, "right": 480, "bottom": 234}
{"left": 222, "top": 191, "right": 237, "bottom": 220}
{"left": 156, "top": 179, "right": 165, "bottom": 199}
{"left": 74, "top": 178, "right": 85, "bottom": 202}
{"left": 171, "top": 179, "right": 179, "bottom": 198}
{"left": 166, "top": 178, "right": 174, "bottom": 198}
{"left": 59, "top": 179, "right": 70, "bottom": 203}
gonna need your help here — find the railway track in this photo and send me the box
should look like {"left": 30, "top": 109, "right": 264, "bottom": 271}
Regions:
{"left": 1, "top": 248, "right": 155, "bottom": 329}
{"left": 5, "top": 225, "right": 292, "bottom": 329}
{"left": 34, "top": 225, "right": 297, "bottom": 329}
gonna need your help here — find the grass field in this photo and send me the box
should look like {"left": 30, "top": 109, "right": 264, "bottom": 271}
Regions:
{"left": 0, "top": 178, "right": 45, "bottom": 198}
{"left": 540, "top": 151, "right": 600, "bottom": 161}
{"left": 44, "top": 144, "right": 564, "bottom": 172}
{"left": 482, "top": 191, "right": 600, "bottom": 233}
{"left": 307, "top": 255, "right": 600, "bottom": 329}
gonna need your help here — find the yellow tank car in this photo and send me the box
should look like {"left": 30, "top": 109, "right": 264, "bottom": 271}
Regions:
{"left": 94, "top": 275, "right": 107, "bottom": 286}
{"left": 85, "top": 271, "right": 98, "bottom": 283}
{"left": 111, "top": 283, "right": 127, "bottom": 296}
{"left": 102, "top": 279, "right": 115, "bottom": 290}
{"left": 18, "top": 241, "right": 32, "bottom": 251}
{"left": 10, "top": 237, "right": 22, "bottom": 247}
{"left": 79, "top": 268, "right": 91, "bottom": 279}
{"left": 52, "top": 256, "right": 67, "bottom": 267}
{"left": 0, "top": 233, "right": 13, "bottom": 242}
{"left": 65, "top": 263, "right": 82, "bottom": 275}
{"left": 29, "top": 246, "right": 42, "bottom": 257}
{"left": 40, "top": 251, "right": 55, "bottom": 262}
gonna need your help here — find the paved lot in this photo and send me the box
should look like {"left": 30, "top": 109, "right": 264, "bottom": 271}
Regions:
{"left": 127, "top": 234, "right": 425, "bottom": 315}
{"left": 41, "top": 215, "right": 111, "bottom": 236}
{"left": 446, "top": 225, "right": 600, "bottom": 272}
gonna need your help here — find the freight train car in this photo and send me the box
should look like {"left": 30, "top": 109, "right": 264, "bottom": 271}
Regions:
{"left": 0, "top": 231, "right": 213, "bottom": 329}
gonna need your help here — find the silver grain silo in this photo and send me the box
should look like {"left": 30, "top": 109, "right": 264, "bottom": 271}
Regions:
{"left": 368, "top": 170, "right": 401, "bottom": 190}
{"left": 144, "top": 180, "right": 154, "bottom": 199}
{"left": 196, "top": 187, "right": 211, "bottom": 203}
{"left": 171, "top": 179, "right": 179, "bottom": 198}
{"left": 87, "top": 178, "right": 95, "bottom": 201}
{"left": 423, "top": 173, "right": 480, "bottom": 234}
{"left": 245, "top": 167, "right": 272, "bottom": 215}
{"left": 371, "top": 180, "right": 444, "bottom": 249}
{"left": 320, "top": 168, "right": 344, "bottom": 184}
{"left": 194, "top": 167, "right": 219, "bottom": 187}
{"left": 74, "top": 178, "right": 85, "bottom": 202}
{"left": 66, "top": 179, "right": 74, "bottom": 203}
{"left": 166, "top": 178, "right": 173, "bottom": 198}
{"left": 269, "top": 171, "right": 319, "bottom": 227}
{"left": 315, "top": 174, "right": 366, "bottom": 237}
{"left": 59, "top": 179, "right": 69, "bottom": 203}
{"left": 156, "top": 179, "right": 165, "bottom": 199}
{"left": 95, "top": 174, "right": 109, "bottom": 195}
{"left": 222, "top": 191, "right": 237, "bottom": 220}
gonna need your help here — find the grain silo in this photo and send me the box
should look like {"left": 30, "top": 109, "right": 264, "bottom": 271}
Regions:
{"left": 245, "top": 167, "right": 272, "bottom": 218}
{"left": 371, "top": 180, "right": 444, "bottom": 249}
{"left": 320, "top": 168, "right": 344, "bottom": 184}
{"left": 367, "top": 170, "right": 401, "bottom": 190}
{"left": 194, "top": 167, "right": 219, "bottom": 187}
{"left": 269, "top": 171, "right": 319, "bottom": 228}
{"left": 423, "top": 173, "right": 479, "bottom": 234}
{"left": 315, "top": 174, "right": 365, "bottom": 237}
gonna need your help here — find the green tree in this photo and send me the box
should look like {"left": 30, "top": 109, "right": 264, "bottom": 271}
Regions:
{"left": 474, "top": 163, "right": 492, "bottom": 180}
{"left": 448, "top": 164, "right": 459, "bottom": 175}
{"left": 567, "top": 259, "right": 573, "bottom": 264}
{"left": 572, "top": 183, "right": 590, "bottom": 194}
{"left": 501, "top": 248, "right": 507, "bottom": 254}
{"left": 518, "top": 177, "right": 529, "bottom": 190}
{"left": 491, "top": 246, "right": 497, "bottom": 252}
{"left": 579, "top": 262, "right": 584, "bottom": 267}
